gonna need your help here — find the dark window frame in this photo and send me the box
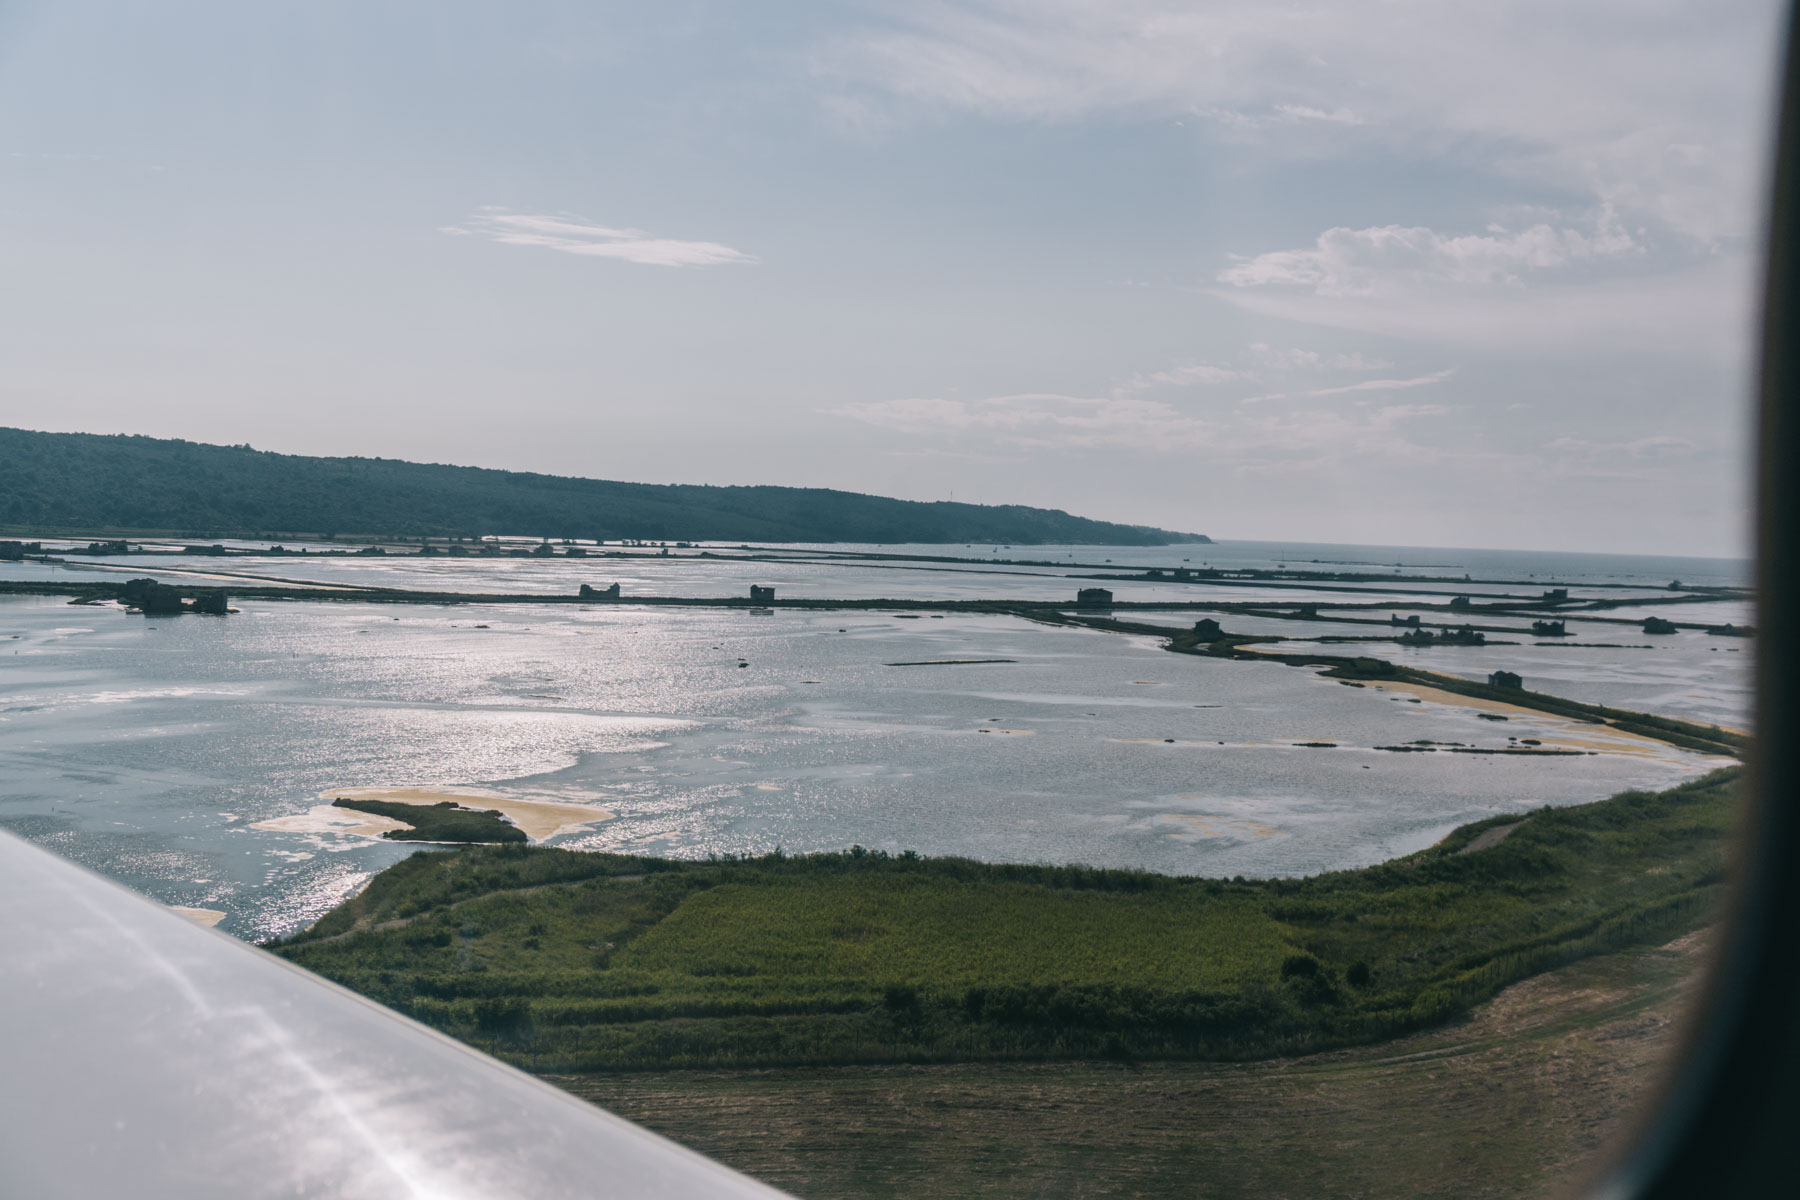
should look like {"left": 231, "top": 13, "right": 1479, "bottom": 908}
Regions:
{"left": 1590, "top": 8, "right": 1800, "bottom": 1194}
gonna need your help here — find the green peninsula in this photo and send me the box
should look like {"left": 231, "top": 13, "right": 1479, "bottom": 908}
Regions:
{"left": 269, "top": 769, "right": 1733, "bottom": 1074}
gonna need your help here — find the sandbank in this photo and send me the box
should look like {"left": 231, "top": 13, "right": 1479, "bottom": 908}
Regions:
{"left": 1359, "top": 681, "right": 1737, "bottom": 765}
{"left": 323, "top": 787, "right": 614, "bottom": 840}
{"left": 169, "top": 906, "right": 226, "bottom": 927}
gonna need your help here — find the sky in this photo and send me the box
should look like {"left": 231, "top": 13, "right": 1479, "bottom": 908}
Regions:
{"left": 0, "top": 0, "right": 1784, "bottom": 556}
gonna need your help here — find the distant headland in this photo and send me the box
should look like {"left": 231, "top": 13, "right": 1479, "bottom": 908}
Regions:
{"left": 0, "top": 427, "right": 1207, "bottom": 546}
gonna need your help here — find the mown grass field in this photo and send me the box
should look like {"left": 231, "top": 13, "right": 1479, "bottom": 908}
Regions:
{"left": 555, "top": 930, "right": 1711, "bottom": 1198}
{"left": 268, "top": 769, "right": 1736, "bottom": 1074}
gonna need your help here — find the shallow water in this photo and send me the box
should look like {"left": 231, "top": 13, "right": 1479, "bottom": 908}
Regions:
{"left": 0, "top": 562, "right": 1737, "bottom": 940}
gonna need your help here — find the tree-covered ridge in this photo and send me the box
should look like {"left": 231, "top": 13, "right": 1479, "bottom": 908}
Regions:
{"left": 0, "top": 427, "right": 1204, "bottom": 545}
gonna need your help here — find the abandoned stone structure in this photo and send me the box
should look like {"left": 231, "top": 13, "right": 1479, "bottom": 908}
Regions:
{"left": 578, "top": 583, "right": 621, "bottom": 601}
{"left": 120, "top": 578, "right": 229, "bottom": 616}
{"left": 1643, "top": 617, "right": 1679, "bottom": 635}
{"left": 1191, "top": 618, "right": 1224, "bottom": 641}
{"left": 749, "top": 585, "right": 776, "bottom": 603}
{"left": 1449, "top": 595, "right": 1473, "bottom": 610}
{"left": 1076, "top": 588, "right": 1113, "bottom": 606}
{"left": 1541, "top": 588, "right": 1569, "bottom": 603}
{"left": 1532, "top": 620, "right": 1568, "bottom": 636}
{"left": 1400, "top": 625, "right": 1486, "bottom": 647}
{"left": 1390, "top": 613, "right": 1422, "bottom": 627}
{"left": 1488, "top": 670, "right": 1523, "bottom": 689}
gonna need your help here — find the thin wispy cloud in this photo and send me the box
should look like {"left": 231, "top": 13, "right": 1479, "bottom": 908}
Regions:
{"left": 442, "top": 208, "right": 758, "bottom": 268}
{"left": 1273, "top": 104, "right": 1363, "bottom": 126}
{"left": 1250, "top": 345, "right": 1393, "bottom": 372}
{"left": 1302, "top": 370, "right": 1455, "bottom": 399}
{"left": 1218, "top": 217, "right": 1639, "bottom": 296}
{"left": 820, "top": 1, "right": 1772, "bottom": 245}
{"left": 1214, "top": 257, "right": 1754, "bottom": 358}
{"left": 1126, "top": 362, "right": 1247, "bottom": 390}
{"left": 830, "top": 388, "right": 1465, "bottom": 467}
{"left": 829, "top": 346, "right": 1459, "bottom": 462}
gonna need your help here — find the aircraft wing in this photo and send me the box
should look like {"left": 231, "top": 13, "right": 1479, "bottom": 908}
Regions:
{"left": 0, "top": 830, "right": 788, "bottom": 1199}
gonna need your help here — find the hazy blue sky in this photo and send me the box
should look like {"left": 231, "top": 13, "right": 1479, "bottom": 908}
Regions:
{"left": 0, "top": 1, "right": 1782, "bottom": 554}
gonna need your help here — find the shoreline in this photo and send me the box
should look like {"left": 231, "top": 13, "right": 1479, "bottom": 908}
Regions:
{"left": 252, "top": 788, "right": 617, "bottom": 844}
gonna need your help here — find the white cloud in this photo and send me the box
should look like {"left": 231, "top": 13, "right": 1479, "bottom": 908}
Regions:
{"left": 442, "top": 208, "right": 757, "bottom": 268}
{"left": 1219, "top": 217, "right": 1639, "bottom": 296}
{"left": 819, "top": 3, "right": 1771, "bottom": 371}
{"left": 820, "top": 1, "right": 1777, "bottom": 245}
{"left": 1301, "top": 370, "right": 1454, "bottom": 398}
{"left": 1213, "top": 256, "right": 1755, "bottom": 358}
{"left": 1273, "top": 105, "right": 1363, "bottom": 126}
{"left": 1127, "top": 362, "right": 1246, "bottom": 389}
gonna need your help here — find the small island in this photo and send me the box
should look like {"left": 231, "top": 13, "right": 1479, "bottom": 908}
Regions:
{"left": 330, "top": 797, "right": 527, "bottom": 843}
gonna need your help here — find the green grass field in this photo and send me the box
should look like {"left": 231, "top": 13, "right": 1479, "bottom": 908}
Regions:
{"left": 268, "top": 769, "right": 1736, "bottom": 1074}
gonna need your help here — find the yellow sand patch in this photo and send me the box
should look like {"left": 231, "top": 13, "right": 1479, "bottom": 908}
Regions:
{"left": 322, "top": 787, "right": 615, "bottom": 840}
{"left": 169, "top": 906, "right": 226, "bottom": 927}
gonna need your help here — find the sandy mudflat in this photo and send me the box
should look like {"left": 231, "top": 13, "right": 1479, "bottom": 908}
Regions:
{"left": 251, "top": 805, "right": 417, "bottom": 838}
{"left": 1360, "top": 680, "right": 1737, "bottom": 764}
{"left": 169, "top": 906, "right": 226, "bottom": 927}
{"left": 322, "top": 787, "right": 615, "bottom": 840}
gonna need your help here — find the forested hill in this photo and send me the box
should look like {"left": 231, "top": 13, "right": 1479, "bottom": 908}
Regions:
{"left": 0, "top": 428, "right": 1206, "bottom": 545}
